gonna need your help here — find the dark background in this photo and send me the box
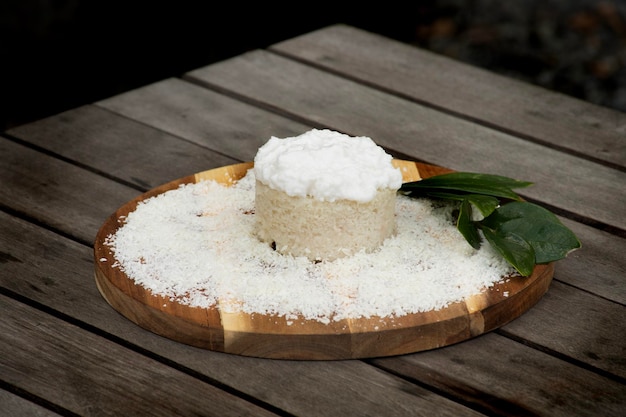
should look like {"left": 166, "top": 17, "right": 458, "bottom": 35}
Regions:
{"left": 2, "top": 0, "right": 625, "bottom": 131}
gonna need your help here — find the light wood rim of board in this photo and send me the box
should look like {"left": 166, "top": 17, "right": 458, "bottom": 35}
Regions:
{"left": 93, "top": 160, "right": 554, "bottom": 360}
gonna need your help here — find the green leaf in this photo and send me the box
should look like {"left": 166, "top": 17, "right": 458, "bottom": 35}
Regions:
{"left": 399, "top": 170, "right": 581, "bottom": 275}
{"left": 480, "top": 202, "right": 582, "bottom": 263}
{"left": 401, "top": 172, "right": 532, "bottom": 201}
{"left": 481, "top": 228, "right": 536, "bottom": 276}
{"left": 418, "top": 192, "right": 499, "bottom": 218}
{"left": 457, "top": 199, "right": 482, "bottom": 249}
{"left": 464, "top": 194, "right": 500, "bottom": 217}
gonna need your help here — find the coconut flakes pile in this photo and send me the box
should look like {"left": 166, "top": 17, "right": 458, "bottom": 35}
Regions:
{"left": 104, "top": 169, "right": 516, "bottom": 323}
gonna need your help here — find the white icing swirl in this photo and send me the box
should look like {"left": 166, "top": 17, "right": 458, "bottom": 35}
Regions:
{"left": 253, "top": 129, "right": 402, "bottom": 202}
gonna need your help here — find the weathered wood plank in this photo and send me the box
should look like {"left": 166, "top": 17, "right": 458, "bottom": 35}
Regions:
{"left": 0, "top": 389, "right": 62, "bottom": 417}
{"left": 12, "top": 98, "right": 621, "bottom": 305}
{"left": 2, "top": 142, "right": 622, "bottom": 414}
{"left": 6, "top": 105, "right": 240, "bottom": 190}
{"left": 0, "top": 213, "right": 485, "bottom": 417}
{"left": 2, "top": 196, "right": 623, "bottom": 380}
{"left": 2, "top": 127, "right": 623, "bottom": 311}
{"left": 96, "top": 78, "right": 312, "bottom": 162}
{"left": 5, "top": 23, "right": 624, "bottom": 417}
{"left": 3, "top": 78, "right": 620, "bottom": 412}
{"left": 557, "top": 218, "right": 626, "bottom": 305}
{"left": 500, "top": 280, "right": 626, "bottom": 379}
{"left": 3, "top": 213, "right": 622, "bottom": 416}
{"left": 2, "top": 115, "right": 623, "bottom": 312}
{"left": 371, "top": 332, "right": 626, "bottom": 417}
{"left": 184, "top": 51, "right": 626, "bottom": 233}
{"left": 1, "top": 295, "right": 279, "bottom": 417}
{"left": 270, "top": 24, "right": 626, "bottom": 170}
{"left": 0, "top": 138, "right": 139, "bottom": 244}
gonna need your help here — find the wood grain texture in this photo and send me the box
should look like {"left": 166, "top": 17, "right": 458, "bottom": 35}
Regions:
{"left": 0, "top": 389, "right": 63, "bottom": 417}
{"left": 6, "top": 105, "right": 240, "bottom": 190}
{"left": 5, "top": 23, "right": 625, "bottom": 417}
{"left": 555, "top": 218, "right": 626, "bottom": 304}
{"left": 3, "top": 96, "right": 621, "bottom": 363}
{"left": 2, "top": 212, "right": 620, "bottom": 417}
{"left": 93, "top": 160, "right": 554, "bottom": 360}
{"left": 96, "top": 78, "right": 312, "bottom": 162}
{"left": 6, "top": 96, "right": 622, "bottom": 303}
{"left": 0, "top": 139, "right": 139, "bottom": 244}
{"left": 372, "top": 332, "right": 626, "bottom": 417}
{"left": 500, "top": 280, "right": 626, "bottom": 379}
{"left": 270, "top": 24, "right": 626, "bottom": 170}
{"left": 184, "top": 50, "right": 626, "bottom": 233}
{"left": 0, "top": 213, "right": 485, "bottom": 417}
{"left": 0, "top": 295, "right": 278, "bottom": 417}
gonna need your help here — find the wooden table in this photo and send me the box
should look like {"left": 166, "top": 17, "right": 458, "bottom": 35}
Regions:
{"left": 2, "top": 24, "right": 625, "bottom": 416}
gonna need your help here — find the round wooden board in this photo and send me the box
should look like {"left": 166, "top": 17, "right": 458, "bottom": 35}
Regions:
{"left": 94, "top": 160, "right": 554, "bottom": 360}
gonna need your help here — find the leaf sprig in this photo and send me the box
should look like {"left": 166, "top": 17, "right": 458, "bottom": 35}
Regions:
{"left": 400, "top": 172, "right": 581, "bottom": 276}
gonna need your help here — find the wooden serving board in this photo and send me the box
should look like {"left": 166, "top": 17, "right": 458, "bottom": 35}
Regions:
{"left": 93, "top": 160, "right": 554, "bottom": 360}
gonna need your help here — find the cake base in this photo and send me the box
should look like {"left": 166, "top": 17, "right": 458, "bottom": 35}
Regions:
{"left": 255, "top": 181, "right": 397, "bottom": 261}
{"left": 93, "top": 160, "right": 554, "bottom": 360}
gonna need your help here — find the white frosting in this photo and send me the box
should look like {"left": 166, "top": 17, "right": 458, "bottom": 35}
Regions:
{"left": 253, "top": 129, "right": 402, "bottom": 202}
